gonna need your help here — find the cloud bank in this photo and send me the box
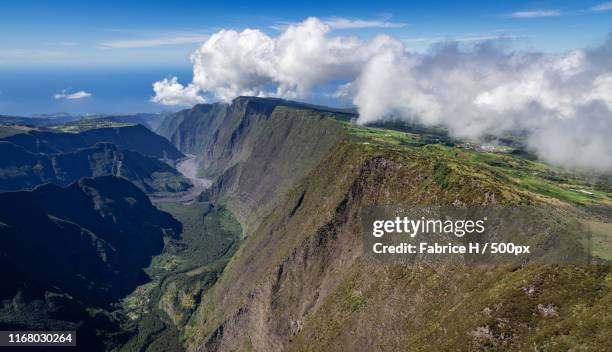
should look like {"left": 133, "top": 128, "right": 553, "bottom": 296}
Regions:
{"left": 153, "top": 17, "right": 612, "bottom": 172}
{"left": 53, "top": 90, "right": 91, "bottom": 100}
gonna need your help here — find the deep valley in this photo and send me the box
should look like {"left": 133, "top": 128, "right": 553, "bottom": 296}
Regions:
{"left": 0, "top": 97, "right": 610, "bottom": 351}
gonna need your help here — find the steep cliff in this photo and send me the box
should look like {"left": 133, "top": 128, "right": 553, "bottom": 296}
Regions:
{"left": 162, "top": 97, "right": 350, "bottom": 232}
{"left": 158, "top": 97, "right": 611, "bottom": 351}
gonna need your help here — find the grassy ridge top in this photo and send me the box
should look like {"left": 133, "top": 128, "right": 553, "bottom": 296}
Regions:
{"left": 342, "top": 121, "right": 612, "bottom": 208}
{"left": 341, "top": 120, "right": 612, "bottom": 261}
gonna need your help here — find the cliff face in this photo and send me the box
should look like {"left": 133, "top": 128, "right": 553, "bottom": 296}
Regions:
{"left": 159, "top": 97, "right": 611, "bottom": 351}
{"left": 161, "top": 97, "right": 348, "bottom": 232}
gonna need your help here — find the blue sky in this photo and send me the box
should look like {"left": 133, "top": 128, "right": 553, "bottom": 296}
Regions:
{"left": 0, "top": 0, "right": 611, "bottom": 114}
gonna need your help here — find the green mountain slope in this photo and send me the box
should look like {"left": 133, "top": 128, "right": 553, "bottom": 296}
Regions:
{"left": 158, "top": 97, "right": 611, "bottom": 352}
{"left": 0, "top": 141, "right": 191, "bottom": 193}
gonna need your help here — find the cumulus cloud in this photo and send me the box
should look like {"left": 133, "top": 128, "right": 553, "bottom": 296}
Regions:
{"left": 154, "top": 18, "right": 399, "bottom": 103}
{"left": 53, "top": 90, "right": 91, "bottom": 100}
{"left": 152, "top": 17, "right": 612, "bottom": 172}
{"left": 151, "top": 76, "right": 205, "bottom": 106}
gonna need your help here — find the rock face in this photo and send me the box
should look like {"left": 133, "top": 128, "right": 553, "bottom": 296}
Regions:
{"left": 161, "top": 97, "right": 349, "bottom": 232}
{"left": 0, "top": 141, "right": 191, "bottom": 193}
{"left": 157, "top": 97, "right": 611, "bottom": 352}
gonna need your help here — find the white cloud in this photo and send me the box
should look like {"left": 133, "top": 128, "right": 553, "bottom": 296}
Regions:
{"left": 323, "top": 16, "right": 406, "bottom": 29}
{"left": 99, "top": 34, "right": 209, "bottom": 49}
{"left": 151, "top": 76, "right": 205, "bottom": 106}
{"left": 156, "top": 17, "right": 402, "bottom": 102}
{"left": 352, "top": 38, "right": 612, "bottom": 172}
{"left": 592, "top": 2, "right": 612, "bottom": 12}
{"left": 153, "top": 17, "right": 612, "bottom": 172}
{"left": 509, "top": 10, "right": 562, "bottom": 18}
{"left": 271, "top": 16, "right": 406, "bottom": 31}
{"left": 53, "top": 90, "right": 92, "bottom": 100}
{"left": 403, "top": 34, "right": 521, "bottom": 44}
{"left": 508, "top": 3, "right": 612, "bottom": 17}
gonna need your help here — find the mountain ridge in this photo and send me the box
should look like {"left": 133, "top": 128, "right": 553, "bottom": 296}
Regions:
{"left": 0, "top": 140, "right": 191, "bottom": 193}
{"left": 2, "top": 124, "right": 184, "bottom": 161}
{"left": 157, "top": 96, "right": 611, "bottom": 352}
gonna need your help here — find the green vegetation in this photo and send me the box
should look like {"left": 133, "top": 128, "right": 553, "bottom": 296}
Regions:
{"left": 120, "top": 201, "right": 242, "bottom": 352}
{"left": 343, "top": 121, "right": 612, "bottom": 207}
{"left": 160, "top": 98, "right": 610, "bottom": 351}
{"left": 290, "top": 265, "right": 611, "bottom": 351}
{"left": 4, "top": 97, "right": 608, "bottom": 351}
{"left": 156, "top": 202, "right": 241, "bottom": 269}
{"left": 342, "top": 121, "right": 612, "bottom": 262}
{"left": 344, "top": 122, "right": 421, "bottom": 146}
{"left": 584, "top": 220, "right": 612, "bottom": 260}
{"left": 0, "top": 176, "right": 180, "bottom": 350}
{"left": 47, "top": 113, "right": 166, "bottom": 132}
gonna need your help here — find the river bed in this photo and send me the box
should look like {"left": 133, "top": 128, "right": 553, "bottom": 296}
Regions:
{"left": 151, "top": 155, "right": 212, "bottom": 203}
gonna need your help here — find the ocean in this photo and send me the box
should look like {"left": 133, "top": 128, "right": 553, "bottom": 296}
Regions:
{"left": 0, "top": 66, "right": 193, "bottom": 116}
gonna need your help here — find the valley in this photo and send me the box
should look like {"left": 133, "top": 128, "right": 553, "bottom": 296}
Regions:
{"left": 151, "top": 156, "right": 212, "bottom": 204}
{"left": 0, "top": 97, "right": 610, "bottom": 351}
{"left": 157, "top": 97, "right": 611, "bottom": 351}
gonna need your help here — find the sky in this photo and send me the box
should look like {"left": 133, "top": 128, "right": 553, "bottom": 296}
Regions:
{"left": 0, "top": 0, "right": 611, "bottom": 114}
{"left": 2, "top": 0, "right": 612, "bottom": 67}
{"left": 1, "top": 1, "right": 612, "bottom": 172}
